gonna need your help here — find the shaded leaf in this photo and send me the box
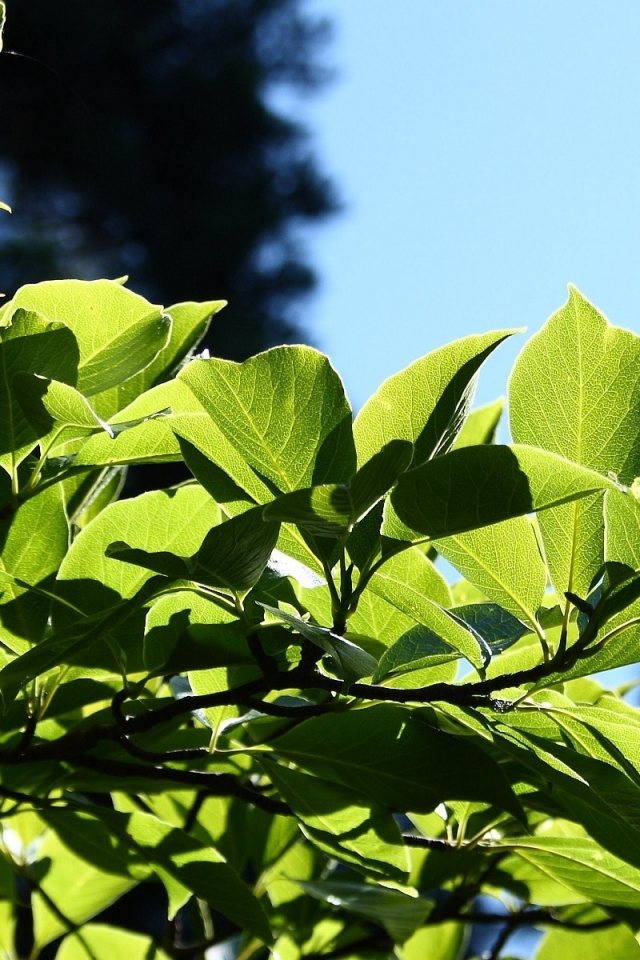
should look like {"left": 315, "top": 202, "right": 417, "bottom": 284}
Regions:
{"left": 259, "top": 603, "right": 377, "bottom": 683}
{"left": 388, "top": 444, "right": 614, "bottom": 541}
{"left": 297, "top": 880, "right": 432, "bottom": 943}
{"left": 264, "top": 440, "right": 413, "bottom": 536}
{"left": 265, "top": 763, "right": 410, "bottom": 882}
{"left": 452, "top": 602, "right": 530, "bottom": 654}
{"left": 267, "top": 705, "right": 523, "bottom": 819}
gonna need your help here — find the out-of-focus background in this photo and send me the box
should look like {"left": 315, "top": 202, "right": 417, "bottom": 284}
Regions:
{"left": 3, "top": 1, "right": 640, "bottom": 412}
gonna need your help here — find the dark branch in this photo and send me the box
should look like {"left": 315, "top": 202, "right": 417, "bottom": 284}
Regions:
{"left": 72, "top": 754, "right": 293, "bottom": 816}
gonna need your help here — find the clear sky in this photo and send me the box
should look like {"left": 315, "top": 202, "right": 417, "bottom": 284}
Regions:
{"left": 297, "top": 1, "right": 640, "bottom": 420}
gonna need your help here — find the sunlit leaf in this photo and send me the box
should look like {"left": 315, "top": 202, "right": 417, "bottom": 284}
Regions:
{"left": 354, "top": 330, "right": 517, "bottom": 468}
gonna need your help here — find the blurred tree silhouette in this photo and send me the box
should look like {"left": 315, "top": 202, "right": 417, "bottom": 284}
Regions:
{"left": 0, "top": 0, "right": 337, "bottom": 359}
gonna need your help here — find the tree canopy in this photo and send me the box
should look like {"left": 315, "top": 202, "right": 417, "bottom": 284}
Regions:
{"left": 1, "top": 273, "right": 640, "bottom": 959}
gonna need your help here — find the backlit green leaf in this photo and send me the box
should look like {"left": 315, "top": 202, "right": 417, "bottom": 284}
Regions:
{"left": 0, "top": 483, "right": 68, "bottom": 654}
{"left": 353, "top": 330, "right": 517, "bottom": 468}
{"left": 264, "top": 440, "right": 413, "bottom": 536}
{"left": 91, "top": 297, "right": 225, "bottom": 417}
{"left": 14, "top": 372, "right": 113, "bottom": 437}
{"left": 1, "top": 279, "right": 171, "bottom": 397}
{"left": 179, "top": 346, "right": 356, "bottom": 491}
{"left": 0, "top": 308, "right": 79, "bottom": 474}
{"left": 509, "top": 286, "right": 640, "bottom": 599}
{"left": 57, "top": 925, "right": 171, "bottom": 960}
{"left": 502, "top": 836, "right": 640, "bottom": 908}
{"left": 368, "top": 555, "right": 489, "bottom": 669}
{"left": 435, "top": 516, "right": 547, "bottom": 631}
{"left": 536, "top": 922, "right": 640, "bottom": 960}
{"left": 452, "top": 398, "right": 504, "bottom": 449}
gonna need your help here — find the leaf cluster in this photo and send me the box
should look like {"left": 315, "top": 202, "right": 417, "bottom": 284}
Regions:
{"left": 0, "top": 279, "right": 640, "bottom": 960}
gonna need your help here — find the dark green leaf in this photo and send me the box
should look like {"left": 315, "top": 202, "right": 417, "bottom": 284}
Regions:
{"left": 388, "top": 444, "right": 614, "bottom": 541}
{"left": 267, "top": 705, "right": 523, "bottom": 819}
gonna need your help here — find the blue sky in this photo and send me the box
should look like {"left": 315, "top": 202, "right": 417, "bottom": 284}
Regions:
{"left": 297, "top": 1, "right": 640, "bottom": 418}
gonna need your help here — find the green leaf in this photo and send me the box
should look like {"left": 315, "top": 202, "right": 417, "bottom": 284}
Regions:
{"left": 171, "top": 405, "right": 274, "bottom": 505}
{"left": 265, "top": 763, "right": 410, "bottom": 882}
{"left": 266, "top": 704, "right": 522, "bottom": 818}
{"left": 403, "top": 922, "right": 467, "bottom": 960}
{"left": 373, "top": 627, "right": 459, "bottom": 682}
{"left": 111, "top": 504, "right": 280, "bottom": 594}
{"left": 452, "top": 398, "right": 504, "bottom": 449}
{"left": 369, "top": 546, "right": 452, "bottom": 608}
{"left": 484, "top": 721, "right": 640, "bottom": 867}
{"left": 297, "top": 880, "right": 432, "bottom": 944}
{"left": 177, "top": 434, "right": 255, "bottom": 512}
{"left": 605, "top": 488, "right": 640, "bottom": 569}
{"left": 144, "top": 590, "right": 249, "bottom": 674}
{"left": 58, "top": 484, "right": 221, "bottom": 609}
{"left": 0, "top": 576, "right": 165, "bottom": 706}
{"left": 90, "top": 297, "right": 225, "bottom": 417}
{"left": 0, "top": 308, "right": 79, "bottom": 474}
{"left": 41, "top": 806, "right": 272, "bottom": 944}
{"left": 259, "top": 603, "right": 377, "bottom": 683}
{"left": 545, "top": 702, "right": 640, "bottom": 785}
{"left": 14, "top": 372, "right": 113, "bottom": 437}
{"left": 194, "top": 505, "right": 280, "bottom": 592}
{"left": 452, "top": 602, "right": 530, "bottom": 653}
{"left": 179, "top": 346, "right": 356, "bottom": 491}
{"left": 1, "top": 279, "right": 171, "bottom": 397}
{"left": 56, "top": 925, "right": 171, "bottom": 960}
{"left": 353, "top": 330, "right": 517, "bottom": 469}
{"left": 435, "top": 516, "right": 547, "bottom": 631}
{"left": 264, "top": 440, "right": 413, "bottom": 536}
{"left": 0, "top": 484, "right": 69, "bottom": 654}
{"left": 31, "top": 830, "right": 137, "bottom": 948}
{"left": 387, "top": 444, "right": 614, "bottom": 541}
{"left": 536, "top": 923, "right": 640, "bottom": 960}
{"left": 368, "top": 555, "right": 489, "bottom": 669}
{"left": 501, "top": 836, "right": 640, "bottom": 908}
{"left": 302, "top": 579, "right": 446, "bottom": 657}
{"left": 73, "top": 378, "right": 207, "bottom": 469}
{"left": 509, "top": 286, "right": 640, "bottom": 599}
{"left": 189, "top": 667, "right": 239, "bottom": 747}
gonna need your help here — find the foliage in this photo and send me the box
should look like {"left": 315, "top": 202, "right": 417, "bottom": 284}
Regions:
{"left": 2, "top": 272, "right": 640, "bottom": 959}
{"left": 0, "top": 0, "right": 337, "bottom": 359}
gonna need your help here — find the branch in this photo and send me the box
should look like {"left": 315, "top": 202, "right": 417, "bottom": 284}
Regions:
{"left": 72, "top": 754, "right": 293, "bottom": 816}
{"left": 463, "top": 909, "right": 616, "bottom": 931}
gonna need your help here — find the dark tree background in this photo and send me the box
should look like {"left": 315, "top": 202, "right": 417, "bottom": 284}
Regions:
{"left": 0, "top": 0, "right": 338, "bottom": 359}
